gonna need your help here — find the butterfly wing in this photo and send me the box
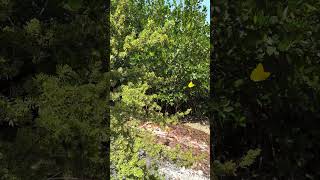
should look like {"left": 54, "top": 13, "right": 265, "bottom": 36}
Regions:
{"left": 188, "top": 81, "right": 195, "bottom": 88}
{"left": 250, "top": 63, "right": 270, "bottom": 82}
{"left": 250, "top": 65, "right": 261, "bottom": 82}
{"left": 262, "top": 71, "right": 271, "bottom": 80}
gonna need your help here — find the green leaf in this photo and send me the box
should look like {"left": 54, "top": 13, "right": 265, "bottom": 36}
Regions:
{"left": 253, "top": 15, "right": 257, "bottom": 24}
{"left": 266, "top": 46, "right": 278, "bottom": 56}
{"left": 234, "top": 79, "right": 244, "bottom": 87}
{"left": 239, "top": 117, "right": 246, "bottom": 127}
{"left": 64, "top": 0, "right": 83, "bottom": 11}
{"left": 282, "top": 6, "right": 288, "bottom": 20}
{"left": 278, "top": 39, "right": 292, "bottom": 51}
{"left": 305, "top": 3, "right": 317, "bottom": 12}
{"left": 224, "top": 106, "right": 234, "bottom": 112}
{"left": 239, "top": 149, "right": 261, "bottom": 168}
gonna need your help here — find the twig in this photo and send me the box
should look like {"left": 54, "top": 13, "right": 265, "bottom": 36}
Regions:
{"left": 47, "top": 171, "right": 62, "bottom": 179}
{"left": 7, "top": 17, "right": 15, "bottom": 27}
{"left": 39, "top": 0, "right": 48, "bottom": 16}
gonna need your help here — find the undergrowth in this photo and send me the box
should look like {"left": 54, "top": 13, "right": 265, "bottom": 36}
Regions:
{"left": 110, "top": 82, "right": 204, "bottom": 179}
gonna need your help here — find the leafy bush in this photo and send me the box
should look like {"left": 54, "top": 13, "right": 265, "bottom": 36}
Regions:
{"left": 111, "top": 0, "right": 209, "bottom": 114}
{"left": 111, "top": 82, "right": 202, "bottom": 179}
{"left": 212, "top": 149, "right": 261, "bottom": 178}
{"left": 110, "top": 0, "right": 213, "bottom": 179}
{"left": 212, "top": 0, "right": 320, "bottom": 179}
{"left": 0, "top": 0, "right": 108, "bottom": 179}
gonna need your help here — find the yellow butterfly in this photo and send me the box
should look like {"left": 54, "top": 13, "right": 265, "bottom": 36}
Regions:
{"left": 188, "top": 81, "right": 195, "bottom": 88}
{"left": 250, "top": 63, "right": 271, "bottom": 82}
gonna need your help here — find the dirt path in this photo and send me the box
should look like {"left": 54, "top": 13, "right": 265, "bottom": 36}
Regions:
{"left": 139, "top": 121, "right": 210, "bottom": 178}
{"left": 158, "top": 161, "right": 209, "bottom": 180}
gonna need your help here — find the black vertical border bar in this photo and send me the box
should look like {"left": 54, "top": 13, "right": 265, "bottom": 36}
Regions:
{"left": 209, "top": 0, "right": 215, "bottom": 179}
{"left": 210, "top": 0, "right": 223, "bottom": 179}
{"left": 103, "top": 0, "right": 111, "bottom": 179}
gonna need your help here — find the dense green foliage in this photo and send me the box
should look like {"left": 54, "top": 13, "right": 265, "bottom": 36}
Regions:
{"left": 4, "top": 0, "right": 311, "bottom": 179}
{"left": 111, "top": 0, "right": 209, "bottom": 115}
{"left": 0, "top": 0, "right": 108, "bottom": 179}
{"left": 212, "top": 0, "right": 320, "bottom": 179}
{"left": 110, "top": 0, "right": 211, "bottom": 179}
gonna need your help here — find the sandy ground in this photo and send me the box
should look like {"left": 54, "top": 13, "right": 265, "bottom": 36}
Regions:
{"left": 139, "top": 120, "right": 210, "bottom": 179}
{"left": 158, "top": 161, "right": 209, "bottom": 180}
